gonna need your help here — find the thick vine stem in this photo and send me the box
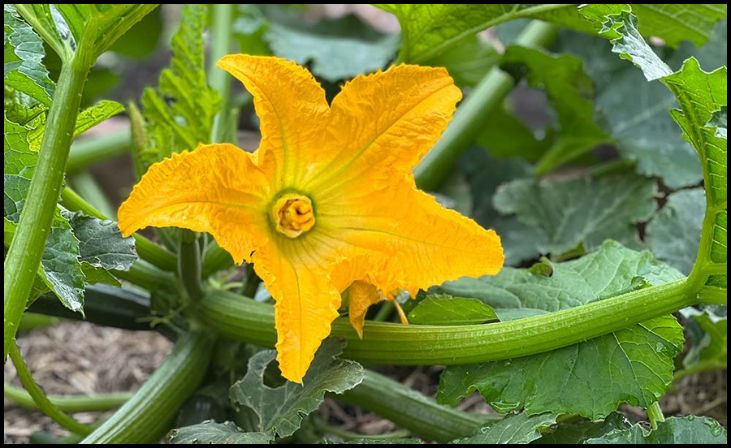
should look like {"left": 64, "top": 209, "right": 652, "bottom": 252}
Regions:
{"left": 178, "top": 230, "right": 203, "bottom": 301}
{"left": 4, "top": 57, "right": 90, "bottom": 360}
{"left": 199, "top": 279, "right": 695, "bottom": 365}
{"left": 341, "top": 370, "right": 495, "bottom": 442}
{"left": 9, "top": 342, "right": 92, "bottom": 435}
{"left": 66, "top": 130, "right": 130, "bottom": 174}
{"left": 80, "top": 332, "right": 214, "bottom": 444}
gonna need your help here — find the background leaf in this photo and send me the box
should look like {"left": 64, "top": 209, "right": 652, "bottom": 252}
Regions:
{"left": 407, "top": 295, "right": 498, "bottom": 325}
{"left": 450, "top": 413, "right": 557, "bottom": 444}
{"left": 646, "top": 188, "right": 705, "bottom": 274}
{"left": 229, "top": 339, "right": 364, "bottom": 438}
{"left": 168, "top": 420, "right": 272, "bottom": 444}
{"left": 493, "top": 174, "right": 657, "bottom": 258}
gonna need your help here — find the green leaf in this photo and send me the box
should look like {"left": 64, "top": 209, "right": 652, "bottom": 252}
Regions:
{"left": 138, "top": 4, "right": 220, "bottom": 172}
{"left": 15, "top": 4, "right": 158, "bottom": 62}
{"left": 108, "top": 6, "right": 163, "bottom": 58}
{"left": 437, "top": 241, "right": 685, "bottom": 419}
{"left": 493, "top": 174, "right": 657, "bottom": 258}
{"left": 28, "top": 99, "right": 125, "bottom": 150}
{"left": 424, "top": 35, "right": 499, "bottom": 88}
{"left": 408, "top": 295, "right": 498, "bottom": 325}
{"left": 4, "top": 4, "right": 54, "bottom": 106}
{"left": 379, "top": 4, "right": 726, "bottom": 63}
{"left": 64, "top": 211, "right": 136, "bottom": 271}
{"left": 586, "top": 416, "right": 727, "bottom": 444}
{"left": 168, "top": 421, "right": 272, "bottom": 444}
{"left": 536, "top": 414, "right": 631, "bottom": 444}
{"left": 229, "top": 338, "right": 364, "bottom": 438}
{"left": 450, "top": 413, "right": 557, "bottom": 444}
{"left": 3, "top": 118, "right": 37, "bottom": 178}
{"left": 500, "top": 45, "right": 609, "bottom": 174}
{"left": 681, "top": 306, "right": 727, "bottom": 373}
{"left": 474, "top": 106, "right": 548, "bottom": 162}
{"left": 265, "top": 21, "right": 399, "bottom": 82}
{"left": 646, "top": 189, "right": 705, "bottom": 274}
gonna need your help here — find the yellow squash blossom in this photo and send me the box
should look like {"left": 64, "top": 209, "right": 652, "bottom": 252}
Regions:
{"left": 119, "top": 55, "right": 504, "bottom": 383}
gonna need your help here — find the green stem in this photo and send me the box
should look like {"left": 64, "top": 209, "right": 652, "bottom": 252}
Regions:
{"left": 114, "top": 259, "right": 175, "bottom": 291}
{"left": 5, "top": 383, "right": 131, "bottom": 413}
{"left": 8, "top": 341, "right": 93, "bottom": 435}
{"left": 4, "top": 58, "right": 89, "bottom": 360}
{"left": 18, "top": 313, "right": 60, "bottom": 332}
{"left": 61, "top": 187, "right": 178, "bottom": 272}
{"left": 200, "top": 279, "right": 695, "bottom": 365}
{"left": 340, "top": 370, "right": 493, "bottom": 442}
{"left": 673, "top": 359, "right": 726, "bottom": 382}
{"left": 178, "top": 230, "right": 203, "bottom": 301}
{"left": 312, "top": 416, "right": 411, "bottom": 440}
{"left": 66, "top": 130, "right": 130, "bottom": 173}
{"left": 71, "top": 172, "right": 115, "bottom": 218}
{"left": 209, "top": 3, "right": 234, "bottom": 144}
{"left": 647, "top": 402, "right": 665, "bottom": 431}
{"left": 414, "top": 21, "right": 558, "bottom": 191}
{"left": 373, "top": 301, "right": 395, "bottom": 322}
{"left": 80, "top": 332, "right": 214, "bottom": 444}
{"left": 241, "top": 263, "right": 261, "bottom": 298}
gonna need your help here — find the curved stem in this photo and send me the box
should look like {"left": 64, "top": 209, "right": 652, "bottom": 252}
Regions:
{"left": 200, "top": 279, "right": 695, "bottom": 365}
{"left": 414, "top": 21, "right": 558, "bottom": 190}
{"left": 209, "top": 3, "right": 234, "bottom": 144}
{"left": 4, "top": 58, "right": 89, "bottom": 360}
{"left": 647, "top": 402, "right": 665, "bottom": 431}
{"left": 61, "top": 187, "right": 178, "bottom": 272}
{"left": 5, "top": 382, "right": 131, "bottom": 413}
{"left": 71, "top": 172, "right": 115, "bottom": 218}
{"left": 340, "top": 370, "right": 494, "bottom": 442}
{"left": 8, "top": 341, "right": 93, "bottom": 435}
{"left": 80, "top": 332, "right": 214, "bottom": 443}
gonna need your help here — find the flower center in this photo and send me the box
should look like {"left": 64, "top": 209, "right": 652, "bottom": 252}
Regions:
{"left": 272, "top": 193, "right": 315, "bottom": 238}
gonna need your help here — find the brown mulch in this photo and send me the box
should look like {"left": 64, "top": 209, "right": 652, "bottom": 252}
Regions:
{"left": 3, "top": 322, "right": 172, "bottom": 444}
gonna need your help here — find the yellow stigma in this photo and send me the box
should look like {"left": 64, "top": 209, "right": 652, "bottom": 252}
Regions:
{"left": 272, "top": 193, "right": 315, "bottom": 238}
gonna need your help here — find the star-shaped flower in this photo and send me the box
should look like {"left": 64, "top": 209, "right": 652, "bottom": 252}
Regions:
{"left": 119, "top": 55, "right": 504, "bottom": 383}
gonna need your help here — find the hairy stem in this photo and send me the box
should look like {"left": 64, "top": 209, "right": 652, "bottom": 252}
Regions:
{"left": 4, "top": 58, "right": 89, "bottom": 359}
{"left": 200, "top": 279, "right": 695, "bottom": 365}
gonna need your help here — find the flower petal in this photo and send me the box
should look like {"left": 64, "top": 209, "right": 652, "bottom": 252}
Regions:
{"left": 217, "top": 55, "right": 329, "bottom": 188}
{"left": 323, "top": 179, "right": 504, "bottom": 297}
{"left": 346, "top": 281, "right": 385, "bottom": 338}
{"left": 253, "top": 239, "right": 341, "bottom": 384}
{"left": 118, "top": 143, "right": 270, "bottom": 264}
{"left": 308, "top": 65, "right": 461, "bottom": 193}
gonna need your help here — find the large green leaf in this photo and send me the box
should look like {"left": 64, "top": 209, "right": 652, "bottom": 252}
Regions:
{"left": 500, "top": 45, "right": 609, "bottom": 174}
{"left": 4, "top": 4, "right": 54, "bottom": 106}
{"left": 474, "top": 106, "right": 547, "bottom": 162}
{"left": 265, "top": 21, "right": 399, "bottom": 82}
{"left": 15, "top": 4, "right": 158, "bottom": 62}
{"left": 450, "top": 413, "right": 557, "bottom": 444}
{"left": 586, "top": 416, "right": 727, "bottom": 444}
{"left": 437, "top": 241, "right": 685, "bottom": 418}
{"left": 646, "top": 188, "right": 705, "bottom": 274}
{"left": 138, "top": 4, "right": 220, "bottom": 173}
{"left": 64, "top": 211, "right": 136, "bottom": 271}
{"left": 229, "top": 339, "right": 364, "bottom": 438}
{"left": 379, "top": 4, "right": 726, "bottom": 63}
{"left": 424, "top": 35, "right": 499, "bottom": 88}
{"left": 582, "top": 6, "right": 727, "bottom": 299}
{"left": 168, "top": 421, "right": 272, "bottom": 444}
{"left": 493, "top": 174, "right": 657, "bottom": 258}
{"left": 407, "top": 295, "right": 497, "bottom": 326}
